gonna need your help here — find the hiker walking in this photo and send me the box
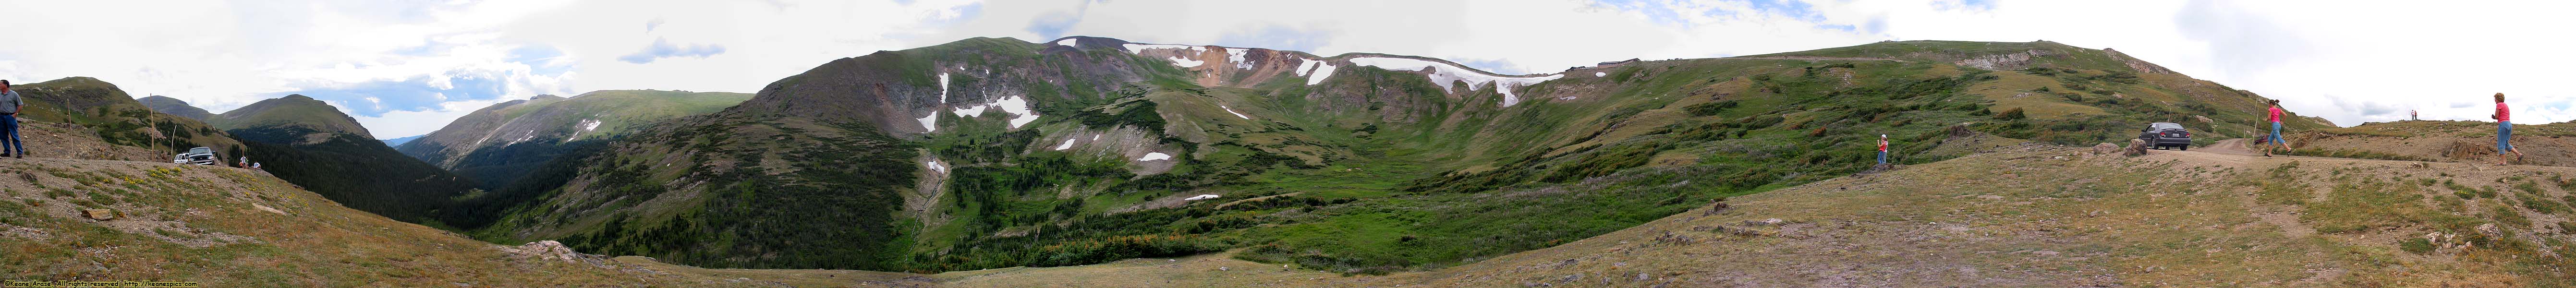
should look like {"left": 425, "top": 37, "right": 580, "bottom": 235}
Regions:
{"left": 2264, "top": 100, "right": 2284, "bottom": 157}
{"left": 0, "top": 80, "right": 24, "bottom": 159}
{"left": 1877, "top": 134, "right": 1890, "bottom": 165}
{"left": 2494, "top": 93, "right": 2525, "bottom": 165}
{"left": 238, "top": 156, "right": 248, "bottom": 168}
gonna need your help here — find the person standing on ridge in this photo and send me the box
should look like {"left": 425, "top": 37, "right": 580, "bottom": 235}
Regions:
{"left": 2493, "top": 93, "right": 2525, "bottom": 165}
{"left": 1877, "top": 134, "right": 1890, "bottom": 166}
{"left": 2264, "top": 100, "right": 2284, "bottom": 157}
{"left": 0, "top": 80, "right": 24, "bottom": 159}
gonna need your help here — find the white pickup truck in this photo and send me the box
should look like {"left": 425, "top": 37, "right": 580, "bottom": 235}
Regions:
{"left": 172, "top": 147, "right": 220, "bottom": 166}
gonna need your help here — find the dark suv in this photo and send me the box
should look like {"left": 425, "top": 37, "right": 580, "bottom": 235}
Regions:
{"left": 2138, "top": 122, "right": 2192, "bottom": 150}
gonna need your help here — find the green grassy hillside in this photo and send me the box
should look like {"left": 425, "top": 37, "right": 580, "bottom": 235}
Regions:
{"left": 214, "top": 96, "right": 483, "bottom": 226}
{"left": 917, "top": 145, "right": 2576, "bottom": 287}
{"left": 5, "top": 77, "right": 244, "bottom": 156}
{"left": 208, "top": 95, "right": 374, "bottom": 139}
{"left": 135, "top": 96, "right": 215, "bottom": 121}
{"left": 472, "top": 36, "right": 2329, "bottom": 274}
{"left": 0, "top": 157, "right": 941, "bottom": 287}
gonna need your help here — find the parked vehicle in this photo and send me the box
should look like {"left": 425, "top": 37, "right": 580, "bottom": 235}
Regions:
{"left": 2138, "top": 122, "right": 2192, "bottom": 150}
{"left": 173, "top": 147, "right": 219, "bottom": 166}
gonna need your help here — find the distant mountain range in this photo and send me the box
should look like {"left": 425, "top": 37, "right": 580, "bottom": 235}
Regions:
{"left": 394, "top": 90, "right": 751, "bottom": 189}
{"left": 447, "top": 36, "right": 2328, "bottom": 272}
{"left": 84, "top": 35, "right": 2347, "bottom": 274}
{"left": 380, "top": 134, "right": 424, "bottom": 146}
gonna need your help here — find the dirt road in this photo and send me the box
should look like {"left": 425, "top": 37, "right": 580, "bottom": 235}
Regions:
{"left": 2195, "top": 138, "right": 2259, "bottom": 156}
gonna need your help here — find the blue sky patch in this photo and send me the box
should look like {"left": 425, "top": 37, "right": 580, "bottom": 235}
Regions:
{"left": 1024, "top": 9, "right": 1084, "bottom": 40}
{"left": 275, "top": 75, "right": 510, "bottom": 117}
{"left": 510, "top": 45, "right": 572, "bottom": 76}
{"left": 1214, "top": 24, "right": 1334, "bottom": 53}
{"left": 1450, "top": 58, "right": 1527, "bottom": 75}
{"left": 618, "top": 37, "right": 727, "bottom": 64}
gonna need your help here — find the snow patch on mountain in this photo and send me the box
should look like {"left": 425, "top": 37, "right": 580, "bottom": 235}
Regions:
{"left": 1137, "top": 152, "right": 1172, "bottom": 161}
{"left": 1596, "top": 72, "right": 1606, "bottom": 77}
{"left": 995, "top": 96, "right": 1039, "bottom": 129}
{"left": 564, "top": 119, "right": 601, "bottom": 142}
{"left": 1055, "top": 38, "right": 1079, "bottom": 47}
{"left": 1166, "top": 57, "right": 1205, "bottom": 68}
{"left": 1348, "top": 57, "right": 1563, "bottom": 107}
{"left": 1295, "top": 59, "right": 1339, "bottom": 85}
{"left": 1305, "top": 63, "right": 1338, "bottom": 85}
{"left": 924, "top": 160, "right": 947, "bottom": 174}
{"left": 1123, "top": 44, "right": 1204, "bottom": 53}
{"left": 1054, "top": 138, "right": 1077, "bottom": 151}
{"left": 1225, "top": 48, "right": 1252, "bottom": 70}
{"left": 951, "top": 104, "right": 987, "bottom": 117}
{"left": 948, "top": 96, "right": 1041, "bottom": 129}
{"left": 1221, "top": 105, "right": 1251, "bottom": 120}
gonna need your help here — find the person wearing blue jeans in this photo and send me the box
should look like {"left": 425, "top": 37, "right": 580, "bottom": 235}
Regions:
{"left": 2494, "top": 93, "right": 2524, "bottom": 165}
{"left": 0, "top": 79, "right": 23, "bottom": 158}
{"left": 2263, "top": 100, "right": 2284, "bottom": 157}
{"left": 1876, "top": 134, "right": 1889, "bottom": 165}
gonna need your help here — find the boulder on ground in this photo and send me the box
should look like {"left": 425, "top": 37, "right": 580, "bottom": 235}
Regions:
{"left": 501, "top": 240, "right": 610, "bottom": 267}
{"left": 2123, "top": 139, "right": 2149, "bottom": 156}
{"left": 83, "top": 209, "right": 115, "bottom": 220}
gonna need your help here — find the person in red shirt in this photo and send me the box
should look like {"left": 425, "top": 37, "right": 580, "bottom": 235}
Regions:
{"left": 2493, "top": 93, "right": 2524, "bottom": 165}
{"left": 1877, "top": 134, "right": 1889, "bottom": 165}
{"left": 2265, "top": 100, "right": 2284, "bottom": 157}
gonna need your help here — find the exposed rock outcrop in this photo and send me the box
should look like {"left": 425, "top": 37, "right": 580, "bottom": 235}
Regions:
{"left": 1952, "top": 49, "right": 2050, "bottom": 71}
{"left": 500, "top": 240, "right": 611, "bottom": 267}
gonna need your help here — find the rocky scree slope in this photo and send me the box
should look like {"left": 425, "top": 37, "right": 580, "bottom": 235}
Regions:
{"left": 472, "top": 36, "right": 2327, "bottom": 273}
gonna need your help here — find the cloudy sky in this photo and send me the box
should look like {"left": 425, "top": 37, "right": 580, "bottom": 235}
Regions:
{"left": 1, "top": 0, "right": 2569, "bottom": 138}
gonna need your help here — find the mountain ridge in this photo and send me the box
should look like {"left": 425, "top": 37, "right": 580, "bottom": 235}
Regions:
{"left": 459, "top": 35, "right": 2335, "bottom": 274}
{"left": 210, "top": 94, "right": 376, "bottom": 141}
{"left": 136, "top": 95, "right": 216, "bottom": 120}
{"left": 394, "top": 89, "right": 752, "bottom": 189}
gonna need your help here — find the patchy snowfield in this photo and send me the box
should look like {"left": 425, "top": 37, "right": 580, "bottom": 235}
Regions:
{"left": 1054, "top": 138, "right": 1077, "bottom": 151}
{"left": 1225, "top": 48, "right": 1253, "bottom": 70}
{"left": 1296, "top": 59, "right": 1339, "bottom": 85}
{"left": 1348, "top": 57, "right": 1563, "bottom": 107}
{"left": 1137, "top": 152, "right": 1172, "bottom": 161}
{"left": 949, "top": 96, "right": 1041, "bottom": 129}
{"left": 1220, "top": 105, "right": 1251, "bottom": 120}
{"left": 1166, "top": 57, "right": 1205, "bottom": 68}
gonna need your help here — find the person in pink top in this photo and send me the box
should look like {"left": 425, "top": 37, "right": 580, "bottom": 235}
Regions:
{"left": 2264, "top": 100, "right": 2284, "bottom": 157}
{"left": 2493, "top": 93, "right": 2524, "bottom": 165}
